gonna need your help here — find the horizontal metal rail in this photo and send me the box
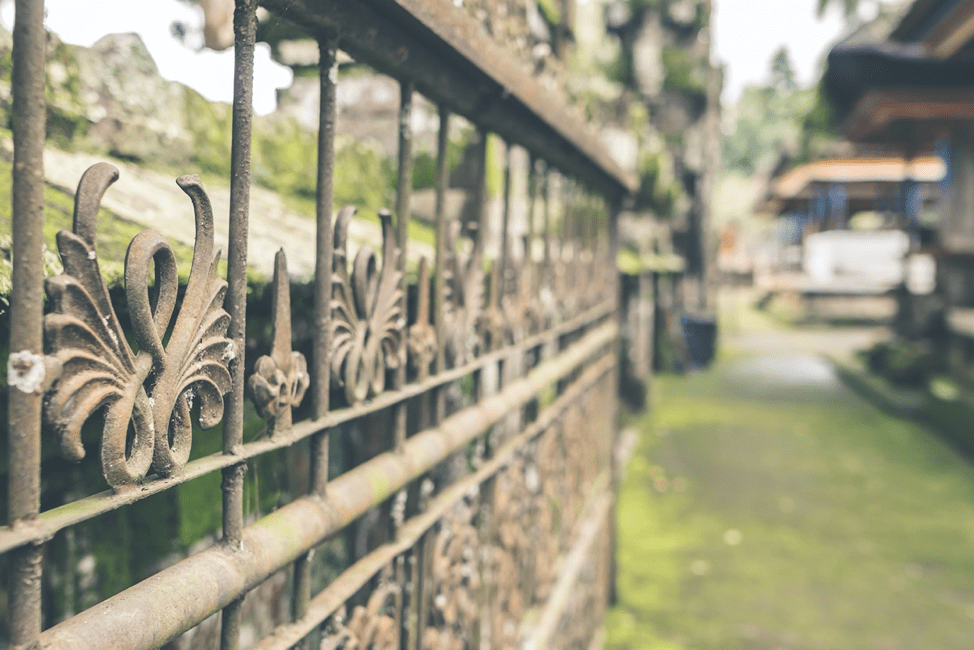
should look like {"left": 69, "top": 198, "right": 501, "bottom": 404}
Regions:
{"left": 0, "top": 301, "right": 614, "bottom": 556}
{"left": 259, "top": 0, "right": 637, "bottom": 199}
{"left": 38, "top": 321, "right": 616, "bottom": 650}
{"left": 250, "top": 354, "right": 616, "bottom": 650}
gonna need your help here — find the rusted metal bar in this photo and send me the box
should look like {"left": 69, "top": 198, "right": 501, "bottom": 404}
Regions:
{"left": 258, "top": 0, "right": 635, "bottom": 200}
{"left": 499, "top": 141, "right": 512, "bottom": 306}
{"left": 223, "top": 0, "right": 256, "bottom": 520}
{"left": 311, "top": 33, "right": 338, "bottom": 493}
{"left": 432, "top": 105, "right": 450, "bottom": 422}
{"left": 221, "top": 4, "right": 256, "bottom": 645}
{"left": 394, "top": 78, "right": 415, "bottom": 647}
{"left": 38, "top": 323, "right": 616, "bottom": 650}
{"left": 248, "top": 355, "right": 615, "bottom": 650}
{"left": 394, "top": 81, "right": 414, "bottom": 452}
{"left": 0, "top": 301, "right": 613, "bottom": 555}
{"left": 542, "top": 165, "right": 551, "bottom": 270}
{"left": 8, "top": 0, "right": 46, "bottom": 647}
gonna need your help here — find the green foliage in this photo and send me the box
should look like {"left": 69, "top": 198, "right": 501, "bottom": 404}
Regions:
{"left": 722, "top": 47, "right": 843, "bottom": 176}
{"left": 722, "top": 82, "right": 816, "bottom": 175}
{"left": 333, "top": 138, "right": 396, "bottom": 211}
{"left": 770, "top": 46, "right": 797, "bottom": 92}
{"left": 817, "top": 0, "right": 860, "bottom": 17}
{"left": 44, "top": 40, "right": 88, "bottom": 148}
{"left": 862, "top": 338, "right": 937, "bottom": 388}
{"left": 537, "top": 0, "right": 562, "bottom": 25}
{"left": 661, "top": 45, "right": 705, "bottom": 96}
{"left": 184, "top": 86, "right": 234, "bottom": 177}
{"left": 410, "top": 130, "right": 470, "bottom": 190}
{"left": 635, "top": 151, "right": 680, "bottom": 216}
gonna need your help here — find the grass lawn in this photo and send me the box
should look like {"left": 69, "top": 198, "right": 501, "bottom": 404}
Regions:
{"left": 606, "top": 345, "right": 974, "bottom": 649}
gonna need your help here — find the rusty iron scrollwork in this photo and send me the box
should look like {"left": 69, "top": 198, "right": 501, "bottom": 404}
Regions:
{"left": 424, "top": 495, "right": 481, "bottom": 650}
{"left": 247, "top": 249, "right": 309, "bottom": 437}
{"left": 43, "top": 162, "right": 233, "bottom": 487}
{"left": 331, "top": 207, "right": 404, "bottom": 404}
{"left": 320, "top": 582, "right": 401, "bottom": 650}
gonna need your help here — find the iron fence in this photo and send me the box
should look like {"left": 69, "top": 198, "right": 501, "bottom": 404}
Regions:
{"left": 3, "top": 0, "right": 636, "bottom": 648}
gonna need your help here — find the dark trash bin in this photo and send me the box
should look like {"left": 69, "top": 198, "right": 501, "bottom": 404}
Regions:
{"left": 681, "top": 315, "right": 717, "bottom": 368}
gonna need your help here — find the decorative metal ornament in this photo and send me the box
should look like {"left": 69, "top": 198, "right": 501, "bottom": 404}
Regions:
{"left": 424, "top": 497, "right": 480, "bottom": 649}
{"left": 320, "top": 583, "right": 400, "bottom": 650}
{"left": 44, "top": 163, "right": 232, "bottom": 487}
{"left": 331, "top": 207, "right": 404, "bottom": 404}
{"left": 443, "top": 221, "right": 484, "bottom": 367}
{"left": 407, "top": 256, "right": 437, "bottom": 380}
{"left": 247, "top": 249, "right": 309, "bottom": 437}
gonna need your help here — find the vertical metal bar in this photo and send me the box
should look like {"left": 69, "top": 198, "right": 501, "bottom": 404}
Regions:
{"left": 311, "top": 33, "right": 338, "bottom": 491}
{"left": 432, "top": 105, "right": 450, "bottom": 423}
{"left": 499, "top": 141, "right": 512, "bottom": 309}
{"left": 220, "top": 3, "right": 256, "bottom": 648}
{"left": 223, "top": 0, "right": 256, "bottom": 546}
{"left": 470, "top": 129, "right": 489, "bottom": 407}
{"left": 394, "top": 81, "right": 414, "bottom": 452}
{"left": 287, "top": 33, "right": 339, "bottom": 650}
{"left": 8, "top": 0, "right": 46, "bottom": 647}
{"left": 393, "top": 80, "right": 414, "bottom": 648}
{"left": 472, "top": 128, "right": 488, "bottom": 269}
{"left": 542, "top": 165, "right": 551, "bottom": 273}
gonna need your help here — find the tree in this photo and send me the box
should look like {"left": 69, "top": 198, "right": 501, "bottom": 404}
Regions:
{"left": 770, "top": 47, "right": 796, "bottom": 92}
{"left": 816, "top": 0, "right": 860, "bottom": 18}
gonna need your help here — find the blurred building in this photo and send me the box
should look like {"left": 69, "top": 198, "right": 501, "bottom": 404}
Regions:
{"left": 823, "top": 0, "right": 974, "bottom": 336}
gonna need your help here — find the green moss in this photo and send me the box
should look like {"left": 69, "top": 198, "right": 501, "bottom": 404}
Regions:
{"left": 185, "top": 87, "right": 233, "bottom": 178}
{"left": 44, "top": 40, "right": 88, "bottom": 148}
{"left": 635, "top": 151, "right": 680, "bottom": 216}
{"left": 608, "top": 340, "right": 974, "bottom": 649}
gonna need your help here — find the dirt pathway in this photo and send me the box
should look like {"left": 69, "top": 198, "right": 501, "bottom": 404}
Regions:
{"left": 607, "top": 293, "right": 974, "bottom": 650}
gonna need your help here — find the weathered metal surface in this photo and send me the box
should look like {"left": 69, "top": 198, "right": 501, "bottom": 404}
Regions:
{"left": 258, "top": 0, "right": 637, "bottom": 199}
{"left": 330, "top": 207, "right": 404, "bottom": 404}
{"left": 6, "top": 0, "right": 627, "bottom": 645}
{"left": 8, "top": 0, "right": 47, "bottom": 647}
{"left": 44, "top": 163, "right": 233, "bottom": 487}
{"left": 38, "top": 325, "right": 615, "bottom": 649}
{"left": 245, "top": 354, "right": 615, "bottom": 650}
{"left": 0, "top": 302, "right": 613, "bottom": 556}
{"left": 248, "top": 250, "right": 310, "bottom": 436}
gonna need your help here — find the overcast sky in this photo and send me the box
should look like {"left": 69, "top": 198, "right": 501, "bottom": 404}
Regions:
{"left": 713, "top": 0, "right": 892, "bottom": 103}
{"left": 2, "top": 0, "right": 892, "bottom": 113}
{"left": 0, "top": 0, "right": 293, "bottom": 115}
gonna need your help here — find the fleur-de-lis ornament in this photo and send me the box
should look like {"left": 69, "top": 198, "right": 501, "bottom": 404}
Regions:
{"left": 44, "top": 163, "right": 232, "bottom": 487}
{"left": 247, "top": 249, "right": 309, "bottom": 437}
{"left": 331, "top": 207, "right": 404, "bottom": 404}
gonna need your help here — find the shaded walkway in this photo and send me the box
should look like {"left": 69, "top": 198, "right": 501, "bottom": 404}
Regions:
{"left": 607, "top": 309, "right": 974, "bottom": 649}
